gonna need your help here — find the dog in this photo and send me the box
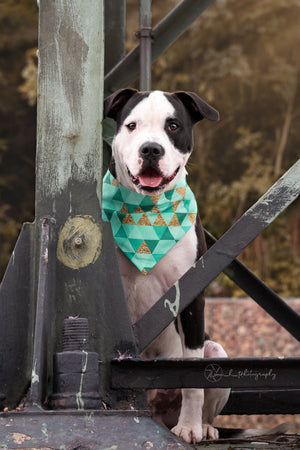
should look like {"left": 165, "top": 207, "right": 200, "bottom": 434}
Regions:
{"left": 103, "top": 89, "right": 230, "bottom": 443}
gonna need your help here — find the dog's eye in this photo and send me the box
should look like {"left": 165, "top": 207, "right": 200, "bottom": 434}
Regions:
{"left": 126, "top": 122, "right": 136, "bottom": 131}
{"left": 168, "top": 122, "right": 178, "bottom": 131}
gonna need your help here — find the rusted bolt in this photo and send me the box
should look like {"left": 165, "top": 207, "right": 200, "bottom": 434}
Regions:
{"left": 74, "top": 236, "right": 83, "bottom": 247}
{"left": 50, "top": 317, "right": 102, "bottom": 410}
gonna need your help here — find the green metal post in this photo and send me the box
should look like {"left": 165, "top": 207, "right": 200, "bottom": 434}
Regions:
{"left": 105, "top": 0, "right": 216, "bottom": 91}
{"left": 139, "top": 0, "right": 152, "bottom": 91}
{"left": 33, "top": 0, "right": 137, "bottom": 408}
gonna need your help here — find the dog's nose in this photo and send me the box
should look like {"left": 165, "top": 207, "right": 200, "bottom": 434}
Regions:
{"left": 139, "top": 142, "right": 165, "bottom": 160}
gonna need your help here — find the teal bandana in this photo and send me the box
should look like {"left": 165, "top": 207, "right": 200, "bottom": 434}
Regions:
{"left": 102, "top": 170, "right": 197, "bottom": 274}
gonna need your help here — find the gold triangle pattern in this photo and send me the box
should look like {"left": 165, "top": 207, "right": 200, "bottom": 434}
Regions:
{"left": 151, "top": 194, "right": 162, "bottom": 205}
{"left": 188, "top": 213, "right": 196, "bottom": 223}
{"left": 153, "top": 214, "right": 167, "bottom": 226}
{"left": 172, "top": 200, "right": 181, "bottom": 212}
{"left": 137, "top": 240, "right": 151, "bottom": 254}
{"left": 168, "top": 214, "right": 180, "bottom": 227}
{"left": 137, "top": 213, "right": 152, "bottom": 226}
{"left": 122, "top": 214, "right": 135, "bottom": 225}
{"left": 150, "top": 205, "right": 160, "bottom": 214}
{"left": 134, "top": 206, "right": 144, "bottom": 214}
{"left": 176, "top": 186, "right": 186, "bottom": 198}
{"left": 119, "top": 203, "right": 128, "bottom": 214}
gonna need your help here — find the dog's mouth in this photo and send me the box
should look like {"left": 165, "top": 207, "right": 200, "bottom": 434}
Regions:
{"left": 128, "top": 166, "right": 179, "bottom": 193}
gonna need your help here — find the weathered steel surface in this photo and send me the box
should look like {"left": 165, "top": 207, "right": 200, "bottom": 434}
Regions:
{"left": 222, "top": 389, "right": 300, "bottom": 415}
{"left": 33, "top": 0, "right": 140, "bottom": 409}
{"left": 105, "top": 0, "right": 216, "bottom": 91}
{"left": 0, "top": 223, "right": 35, "bottom": 409}
{"left": 133, "top": 160, "right": 300, "bottom": 352}
{"left": 111, "top": 357, "right": 300, "bottom": 390}
{"left": 36, "top": 0, "right": 104, "bottom": 205}
{"left": 0, "top": 410, "right": 189, "bottom": 449}
{"left": 50, "top": 317, "right": 102, "bottom": 409}
{"left": 205, "top": 230, "right": 300, "bottom": 340}
{"left": 29, "top": 218, "right": 56, "bottom": 407}
{"left": 139, "top": 0, "right": 153, "bottom": 91}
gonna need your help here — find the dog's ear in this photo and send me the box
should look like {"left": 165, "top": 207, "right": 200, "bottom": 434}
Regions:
{"left": 104, "top": 88, "right": 138, "bottom": 120}
{"left": 173, "top": 91, "right": 219, "bottom": 123}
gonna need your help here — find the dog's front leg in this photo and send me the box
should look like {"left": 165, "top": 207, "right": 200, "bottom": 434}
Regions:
{"left": 171, "top": 294, "right": 205, "bottom": 444}
{"left": 171, "top": 348, "right": 205, "bottom": 443}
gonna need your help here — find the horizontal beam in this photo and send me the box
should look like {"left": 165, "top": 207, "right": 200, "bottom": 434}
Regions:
{"left": 133, "top": 160, "right": 300, "bottom": 352}
{"left": 104, "top": 0, "right": 216, "bottom": 91}
{"left": 111, "top": 357, "right": 300, "bottom": 390}
{"left": 222, "top": 389, "right": 300, "bottom": 415}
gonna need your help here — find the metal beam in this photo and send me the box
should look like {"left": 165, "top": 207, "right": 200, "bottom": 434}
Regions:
{"left": 104, "top": 0, "right": 216, "bottom": 91}
{"left": 0, "top": 223, "right": 35, "bottom": 409}
{"left": 139, "top": 0, "right": 152, "bottom": 91}
{"left": 34, "top": 0, "right": 138, "bottom": 409}
{"left": 111, "top": 357, "right": 300, "bottom": 390}
{"left": 29, "top": 218, "right": 56, "bottom": 407}
{"left": 222, "top": 389, "right": 300, "bottom": 415}
{"left": 104, "top": 0, "right": 126, "bottom": 75}
{"left": 133, "top": 160, "right": 300, "bottom": 352}
{"left": 205, "top": 230, "right": 300, "bottom": 339}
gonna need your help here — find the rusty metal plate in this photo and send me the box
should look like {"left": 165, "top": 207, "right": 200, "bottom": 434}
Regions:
{"left": 0, "top": 409, "right": 189, "bottom": 449}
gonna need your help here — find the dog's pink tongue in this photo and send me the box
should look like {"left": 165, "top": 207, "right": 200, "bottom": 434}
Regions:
{"left": 139, "top": 173, "right": 163, "bottom": 188}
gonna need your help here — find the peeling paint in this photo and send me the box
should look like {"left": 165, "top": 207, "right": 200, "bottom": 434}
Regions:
{"left": 42, "top": 422, "right": 49, "bottom": 442}
{"left": 36, "top": 2, "right": 104, "bottom": 199}
{"left": 76, "top": 350, "right": 88, "bottom": 410}
{"left": 57, "top": 215, "right": 102, "bottom": 269}
{"left": 31, "top": 360, "right": 40, "bottom": 384}
{"left": 11, "top": 432, "right": 31, "bottom": 444}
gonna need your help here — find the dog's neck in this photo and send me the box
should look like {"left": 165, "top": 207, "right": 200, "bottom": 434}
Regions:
{"left": 102, "top": 170, "right": 197, "bottom": 274}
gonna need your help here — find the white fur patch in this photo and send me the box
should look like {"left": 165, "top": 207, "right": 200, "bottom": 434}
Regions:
{"left": 112, "top": 91, "right": 189, "bottom": 193}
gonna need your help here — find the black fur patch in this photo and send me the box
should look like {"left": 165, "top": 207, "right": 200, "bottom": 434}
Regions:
{"left": 116, "top": 92, "right": 151, "bottom": 132}
{"left": 163, "top": 94, "right": 194, "bottom": 154}
{"left": 178, "top": 213, "right": 207, "bottom": 349}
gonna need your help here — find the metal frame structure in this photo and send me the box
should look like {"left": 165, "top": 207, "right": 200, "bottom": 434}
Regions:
{"left": 0, "top": 0, "right": 299, "bottom": 447}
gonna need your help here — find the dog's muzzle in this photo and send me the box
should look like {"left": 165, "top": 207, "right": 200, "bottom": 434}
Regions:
{"left": 139, "top": 142, "right": 165, "bottom": 161}
{"left": 128, "top": 141, "right": 179, "bottom": 191}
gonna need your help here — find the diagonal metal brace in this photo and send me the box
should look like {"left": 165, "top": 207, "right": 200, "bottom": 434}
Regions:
{"left": 105, "top": 0, "right": 216, "bottom": 90}
{"left": 133, "top": 160, "right": 300, "bottom": 353}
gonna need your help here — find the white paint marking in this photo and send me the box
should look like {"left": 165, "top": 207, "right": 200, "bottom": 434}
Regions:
{"left": 76, "top": 350, "right": 88, "bottom": 410}
{"left": 164, "top": 280, "right": 180, "bottom": 317}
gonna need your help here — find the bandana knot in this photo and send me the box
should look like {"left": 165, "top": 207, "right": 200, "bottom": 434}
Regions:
{"left": 102, "top": 171, "right": 197, "bottom": 274}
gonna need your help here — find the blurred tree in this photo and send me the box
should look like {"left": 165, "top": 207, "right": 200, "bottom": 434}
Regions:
{"left": 0, "top": 0, "right": 38, "bottom": 277}
{"left": 148, "top": 0, "right": 300, "bottom": 297}
{"left": 0, "top": 0, "right": 299, "bottom": 297}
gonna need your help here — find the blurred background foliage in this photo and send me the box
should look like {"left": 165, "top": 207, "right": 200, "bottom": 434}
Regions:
{"left": 0, "top": 0, "right": 299, "bottom": 297}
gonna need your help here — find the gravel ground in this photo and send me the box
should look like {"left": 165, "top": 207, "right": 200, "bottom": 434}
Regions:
{"left": 205, "top": 298, "right": 300, "bottom": 433}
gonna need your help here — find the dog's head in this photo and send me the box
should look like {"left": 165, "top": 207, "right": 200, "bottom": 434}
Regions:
{"left": 104, "top": 89, "right": 219, "bottom": 195}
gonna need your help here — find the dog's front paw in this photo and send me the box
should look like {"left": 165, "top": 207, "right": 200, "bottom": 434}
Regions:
{"left": 171, "top": 422, "right": 203, "bottom": 444}
{"left": 202, "top": 424, "right": 219, "bottom": 440}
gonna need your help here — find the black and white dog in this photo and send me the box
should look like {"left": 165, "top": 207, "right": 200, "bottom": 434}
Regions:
{"left": 103, "top": 89, "right": 230, "bottom": 443}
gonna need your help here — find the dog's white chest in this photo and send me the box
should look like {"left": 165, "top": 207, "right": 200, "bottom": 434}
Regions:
{"left": 117, "top": 224, "right": 197, "bottom": 324}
